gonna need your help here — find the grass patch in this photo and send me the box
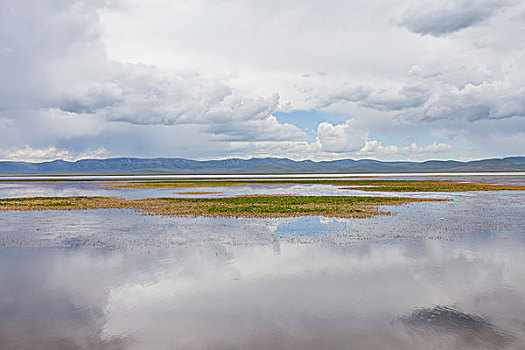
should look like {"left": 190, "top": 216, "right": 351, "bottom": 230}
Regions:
{"left": 101, "top": 179, "right": 525, "bottom": 192}
{"left": 174, "top": 191, "right": 222, "bottom": 195}
{"left": 0, "top": 195, "right": 439, "bottom": 218}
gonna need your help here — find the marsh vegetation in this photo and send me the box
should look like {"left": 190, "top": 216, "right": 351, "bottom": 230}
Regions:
{"left": 101, "top": 179, "right": 525, "bottom": 192}
{"left": 0, "top": 195, "right": 435, "bottom": 218}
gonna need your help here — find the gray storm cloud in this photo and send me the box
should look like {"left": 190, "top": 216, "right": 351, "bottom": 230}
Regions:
{"left": 0, "top": 1, "right": 303, "bottom": 143}
{"left": 399, "top": 0, "right": 514, "bottom": 36}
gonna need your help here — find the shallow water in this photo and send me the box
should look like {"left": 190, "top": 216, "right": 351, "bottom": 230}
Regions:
{"left": 0, "top": 177, "right": 524, "bottom": 349}
{"left": 0, "top": 180, "right": 437, "bottom": 199}
{"left": 0, "top": 175, "right": 517, "bottom": 199}
{"left": 2, "top": 239, "right": 525, "bottom": 349}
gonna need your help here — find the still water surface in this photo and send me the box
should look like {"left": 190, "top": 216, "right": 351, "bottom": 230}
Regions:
{"left": 0, "top": 177, "right": 524, "bottom": 349}
{"left": 2, "top": 174, "right": 523, "bottom": 199}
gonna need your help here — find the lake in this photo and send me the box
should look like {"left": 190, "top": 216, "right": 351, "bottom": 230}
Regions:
{"left": 0, "top": 175, "right": 524, "bottom": 349}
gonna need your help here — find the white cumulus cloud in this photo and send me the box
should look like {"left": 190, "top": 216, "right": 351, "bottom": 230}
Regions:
{"left": 317, "top": 120, "right": 368, "bottom": 153}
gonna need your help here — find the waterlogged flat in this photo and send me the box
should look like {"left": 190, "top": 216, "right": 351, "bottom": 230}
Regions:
{"left": 1, "top": 176, "right": 523, "bottom": 202}
{"left": 0, "top": 176, "right": 524, "bottom": 349}
{"left": 102, "top": 178, "right": 525, "bottom": 192}
{"left": 0, "top": 190, "right": 522, "bottom": 247}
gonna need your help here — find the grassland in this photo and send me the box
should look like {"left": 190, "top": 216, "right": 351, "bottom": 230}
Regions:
{"left": 174, "top": 191, "right": 221, "bottom": 195}
{"left": 0, "top": 195, "right": 437, "bottom": 218}
{"left": 101, "top": 179, "right": 525, "bottom": 192}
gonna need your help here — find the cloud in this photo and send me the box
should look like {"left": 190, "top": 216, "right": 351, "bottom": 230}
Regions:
{"left": 364, "top": 85, "right": 430, "bottom": 111}
{"left": 0, "top": 145, "right": 109, "bottom": 162}
{"left": 324, "top": 86, "right": 372, "bottom": 105}
{"left": 83, "top": 66, "right": 233, "bottom": 126}
{"left": 1, "top": 0, "right": 524, "bottom": 161}
{"left": 399, "top": 0, "right": 513, "bottom": 37}
{"left": 325, "top": 85, "right": 430, "bottom": 112}
{"left": 201, "top": 94, "right": 307, "bottom": 142}
{"left": 0, "top": 0, "right": 307, "bottom": 147}
{"left": 317, "top": 119, "right": 368, "bottom": 153}
{"left": 422, "top": 83, "right": 525, "bottom": 122}
{"left": 408, "top": 63, "right": 494, "bottom": 90}
{"left": 398, "top": 53, "right": 525, "bottom": 123}
{"left": 226, "top": 140, "right": 322, "bottom": 160}
{"left": 0, "top": 1, "right": 111, "bottom": 112}
{"left": 358, "top": 140, "right": 453, "bottom": 156}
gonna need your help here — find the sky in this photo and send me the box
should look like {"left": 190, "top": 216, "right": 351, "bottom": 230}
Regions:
{"left": 1, "top": 0, "right": 524, "bottom": 162}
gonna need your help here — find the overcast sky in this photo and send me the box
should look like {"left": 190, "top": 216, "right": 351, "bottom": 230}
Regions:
{"left": 1, "top": 0, "right": 524, "bottom": 162}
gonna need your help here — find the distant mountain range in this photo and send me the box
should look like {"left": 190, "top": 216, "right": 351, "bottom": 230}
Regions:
{"left": 0, "top": 156, "right": 524, "bottom": 175}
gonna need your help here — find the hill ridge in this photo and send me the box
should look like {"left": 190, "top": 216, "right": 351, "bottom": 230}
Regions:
{"left": 0, "top": 156, "right": 524, "bottom": 175}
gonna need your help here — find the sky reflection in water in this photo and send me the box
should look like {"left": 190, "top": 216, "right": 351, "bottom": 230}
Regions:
{"left": 2, "top": 239, "right": 525, "bottom": 349}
